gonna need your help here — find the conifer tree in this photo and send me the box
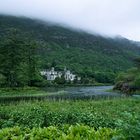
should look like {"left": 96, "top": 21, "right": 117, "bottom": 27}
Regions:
{"left": 0, "top": 29, "right": 25, "bottom": 87}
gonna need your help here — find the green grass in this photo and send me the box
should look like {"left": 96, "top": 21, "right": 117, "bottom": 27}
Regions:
{"left": 0, "top": 98, "right": 140, "bottom": 139}
{"left": 0, "top": 87, "right": 66, "bottom": 97}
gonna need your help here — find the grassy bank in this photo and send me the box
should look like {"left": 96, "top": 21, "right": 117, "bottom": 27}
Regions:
{"left": 0, "top": 87, "right": 66, "bottom": 97}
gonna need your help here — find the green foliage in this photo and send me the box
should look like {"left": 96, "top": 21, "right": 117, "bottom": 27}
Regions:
{"left": 114, "top": 66, "right": 140, "bottom": 94}
{"left": 0, "top": 125, "right": 122, "bottom": 140}
{"left": 54, "top": 76, "right": 66, "bottom": 85}
{"left": 0, "top": 28, "right": 44, "bottom": 87}
{"left": 134, "top": 75, "right": 140, "bottom": 88}
{"left": 0, "top": 15, "right": 140, "bottom": 84}
{"left": 0, "top": 29, "right": 25, "bottom": 87}
{"left": 0, "top": 74, "right": 6, "bottom": 87}
{"left": 134, "top": 57, "right": 140, "bottom": 68}
{"left": 115, "top": 111, "right": 140, "bottom": 139}
{"left": 0, "top": 99, "right": 140, "bottom": 139}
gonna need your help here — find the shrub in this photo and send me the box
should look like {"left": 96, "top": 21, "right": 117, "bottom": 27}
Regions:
{"left": 0, "top": 125, "right": 123, "bottom": 140}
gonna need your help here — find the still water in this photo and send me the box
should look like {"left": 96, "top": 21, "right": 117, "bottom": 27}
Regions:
{"left": 45, "top": 86, "right": 123, "bottom": 98}
{"left": 0, "top": 86, "right": 128, "bottom": 103}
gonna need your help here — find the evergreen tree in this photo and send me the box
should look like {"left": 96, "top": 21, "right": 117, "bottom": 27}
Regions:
{"left": 0, "top": 29, "right": 25, "bottom": 87}
{"left": 26, "top": 41, "right": 42, "bottom": 86}
{"left": 0, "top": 29, "right": 43, "bottom": 87}
{"left": 134, "top": 58, "right": 140, "bottom": 69}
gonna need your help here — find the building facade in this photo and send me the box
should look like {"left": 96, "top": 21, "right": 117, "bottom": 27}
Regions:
{"left": 41, "top": 67, "right": 77, "bottom": 81}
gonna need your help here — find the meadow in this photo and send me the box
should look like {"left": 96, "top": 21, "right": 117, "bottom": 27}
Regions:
{"left": 0, "top": 97, "right": 140, "bottom": 139}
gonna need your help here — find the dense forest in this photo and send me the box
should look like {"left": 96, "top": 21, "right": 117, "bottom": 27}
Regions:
{"left": 0, "top": 15, "right": 140, "bottom": 86}
{"left": 0, "top": 29, "right": 44, "bottom": 87}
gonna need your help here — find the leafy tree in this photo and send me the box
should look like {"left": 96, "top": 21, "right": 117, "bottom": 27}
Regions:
{"left": 54, "top": 76, "right": 66, "bottom": 85}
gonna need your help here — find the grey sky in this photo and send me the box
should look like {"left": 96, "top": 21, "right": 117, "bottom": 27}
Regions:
{"left": 0, "top": 0, "right": 140, "bottom": 41}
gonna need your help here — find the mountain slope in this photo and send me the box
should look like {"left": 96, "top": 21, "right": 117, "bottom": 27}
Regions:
{"left": 0, "top": 15, "right": 140, "bottom": 83}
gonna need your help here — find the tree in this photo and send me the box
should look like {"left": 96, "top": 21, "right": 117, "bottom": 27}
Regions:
{"left": 134, "top": 58, "right": 140, "bottom": 68}
{"left": 0, "top": 29, "right": 43, "bottom": 87}
{"left": 54, "top": 76, "right": 66, "bottom": 85}
{"left": 0, "top": 74, "right": 6, "bottom": 87}
{"left": 0, "top": 29, "right": 25, "bottom": 87}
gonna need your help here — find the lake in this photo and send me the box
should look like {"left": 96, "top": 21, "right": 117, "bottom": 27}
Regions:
{"left": 44, "top": 86, "right": 124, "bottom": 99}
{"left": 0, "top": 86, "right": 125, "bottom": 103}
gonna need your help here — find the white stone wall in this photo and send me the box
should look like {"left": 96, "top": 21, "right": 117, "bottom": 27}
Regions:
{"left": 41, "top": 68, "right": 78, "bottom": 81}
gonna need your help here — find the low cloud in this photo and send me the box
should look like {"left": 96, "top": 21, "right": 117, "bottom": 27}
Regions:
{"left": 0, "top": 0, "right": 140, "bottom": 41}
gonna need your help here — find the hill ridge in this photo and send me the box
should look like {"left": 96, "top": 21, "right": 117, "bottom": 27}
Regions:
{"left": 0, "top": 15, "right": 140, "bottom": 83}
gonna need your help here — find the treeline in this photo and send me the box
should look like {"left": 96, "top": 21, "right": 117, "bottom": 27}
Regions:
{"left": 114, "top": 58, "right": 140, "bottom": 94}
{"left": 0, "top": 29, "right": 44, "bottom": 87}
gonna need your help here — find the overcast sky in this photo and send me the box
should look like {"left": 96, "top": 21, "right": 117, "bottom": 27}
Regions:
{"left": 0, "top": 0, "right": 140, "bottom": 41}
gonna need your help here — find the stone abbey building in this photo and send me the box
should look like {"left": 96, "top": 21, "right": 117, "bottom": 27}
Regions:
{"left": 41, "top": 67, "right": 79, "bottom": 81}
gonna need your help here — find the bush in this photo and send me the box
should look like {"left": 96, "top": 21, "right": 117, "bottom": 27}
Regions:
{"left": 114, "top": 68, "right": 140, "bottom": 94}
{"left": 0, "top": 125, "right": 123, "bottom": 140}
{"left": 0, "top": 99, "right": 140, "bottom": 139}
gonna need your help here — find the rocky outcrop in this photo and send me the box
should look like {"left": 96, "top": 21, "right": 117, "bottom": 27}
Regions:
{"left": 114, "top": 81, "right": 136, "bottom": 94}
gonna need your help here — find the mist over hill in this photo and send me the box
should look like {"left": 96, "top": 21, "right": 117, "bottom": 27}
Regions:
{"left": 0, "top": 15, "right": 140, "bottom": 83}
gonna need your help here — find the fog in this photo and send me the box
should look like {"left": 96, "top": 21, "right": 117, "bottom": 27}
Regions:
{"left": 0, "top": 0, "right": 140, "bottom": 41}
